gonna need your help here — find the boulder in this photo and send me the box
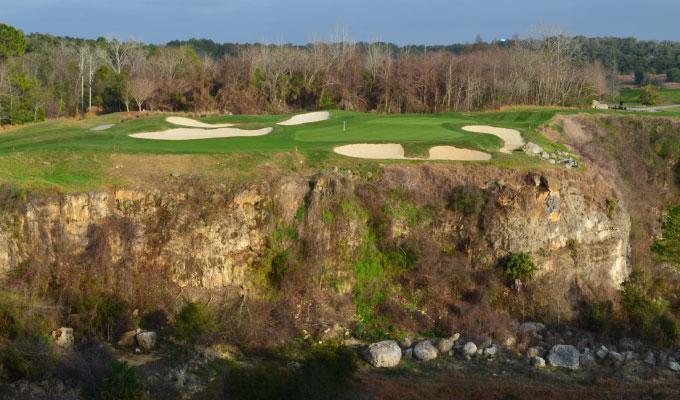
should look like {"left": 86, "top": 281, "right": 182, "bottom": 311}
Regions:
{"left": 523, "top": 142, "right": 544, "bottom": 155}
{"left": 363, "top": 341, "right": 402, "bottom": 368}
{"left": 414, "top": 340, "right": 438, "bottom": 361}
{"left": 399, "top": 337, "right": 413, "bottom": 349}
{"left": 595, "top": 345, "right": 609, "bottom": 360}
{"left": 51, "top": 327, "right": 74, "bottom": 350}
{"left": 402, "top": 348, "right": 413, "bottom": 359}
{"left": 136, "top": 331, "right": 158, "bottom": 351}
{"left": 526, "top": 347, "right": 542, "bottom": 359}
{"left": 643, "top": 351, "right": 656, "bottom": 366}
{"left": 531, "top": 356, "right": 546, "bottom": 368}
{"left": 436, "top": 338, "right": 454, "bottom": 354}
{"left": 484, "top": 344, "right": 499, "bottom": 357}
{"left": 608, "top": 351, "right": 625, "bottom": 364}
{"left": 546, "top": 345, "right": 580, "bottom": 370}
{"left": 117, "top": 330, "right": 138, "bottom": 347}
{"left": 669, "top": 361, "right": 680, "bottom": 372}
{"left": 462, "top": 342, "right": 478, "bottom": 357}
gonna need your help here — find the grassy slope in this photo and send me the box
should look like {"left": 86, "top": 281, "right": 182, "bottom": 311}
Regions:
{"left": 5, "top": 107, "right": 676, "bottom": 192}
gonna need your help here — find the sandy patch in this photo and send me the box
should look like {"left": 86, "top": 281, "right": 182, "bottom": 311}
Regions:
{"left": 129, "top": 127, "right": 272, "bottom": 141}
{"left": 166, "top": 116, "right": 234, "bottom": 128}
{"left": 278, "top": 111, "right": 331, "bottom": 126}
{"left": 91, "top": 124, "right": 115, "bottom": 131}
{"left": 462, "top": 125, "right": 524, "bottom": 153}
{"left": 334, "top": 143, "right": 491, "bottom": 161}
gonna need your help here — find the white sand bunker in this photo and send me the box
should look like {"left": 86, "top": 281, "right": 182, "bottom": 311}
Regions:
{"left": 278, "top": 111, "right": 330, "bottom": 126}
{"left": 130, "top": 127, "right": 272, "bottom": 141}
{"left": 166, "top": 116, "right": 234, "bottom": 128}
{"left": 91, "top": 124, "right": 115, "bottom": 131}
{"left": 462, "top": 125, "right": 524, "bottom": 153}
{"left": 334, "top": 144, "right": 491, "bottom": 161}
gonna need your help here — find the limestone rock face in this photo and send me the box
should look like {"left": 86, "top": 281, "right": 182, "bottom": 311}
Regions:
{"left": 363, "top": 340, "right": 402, "bottom": 367}
{"left": 0, "top": 168, "right": 632, "bottom": 325}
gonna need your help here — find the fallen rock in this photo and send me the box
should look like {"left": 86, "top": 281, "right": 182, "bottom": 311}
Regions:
{"left": 643, "top": 351, "right": 656, "bottom": 366}
{"left": 596, "top": 345, "right": 609, "bottom": 360}
{"left": 608, "top": 351, "right": 625, "bottom": 364}
{"left": 462, "top": 342, "right": 478, "bottom": 357}
{"left": 669, "top": 361, "right": 680, "bottom": 372}
{"left": 531, "top": 356, "right": 546, "bottom": 368}
{"left": 136, "top": 331, "right": 157, "bottom": 351}
{"left": 437, "top": 338, "right": 454, "bottom": 354}
{"left": 363, "top": 341, "right": 402, "bottom": 368}
{"left": 484, "top": 344, "right": 499, "bottom": 357}
{"left": 547, "top": 345, "right": 580, "bottom": 370}
{"left": 414, "top": 340, "right": 438, "bottom": 361}
{"left": 523, "top": 142, "right": 544, "bottom": 155}
{"left": 51, "top": 327, "right": 74, "bottom": 350}
{"left": 117, "top": 330, "right": 138, "bottom": 347}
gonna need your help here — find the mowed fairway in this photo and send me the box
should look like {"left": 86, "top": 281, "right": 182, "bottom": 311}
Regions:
{"left": 0, "top": 109, "right": 565, "bottom": 191}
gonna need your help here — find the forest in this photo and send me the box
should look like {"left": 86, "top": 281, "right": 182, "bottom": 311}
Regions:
{"left": 3, "top": 22, "right": 680, "bottom": 125}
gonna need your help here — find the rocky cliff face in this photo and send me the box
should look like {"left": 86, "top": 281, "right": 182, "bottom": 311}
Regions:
{"left": 0, "top": 164, "right": 631, "bottom": 332}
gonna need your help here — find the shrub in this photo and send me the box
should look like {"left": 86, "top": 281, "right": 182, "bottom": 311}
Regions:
{"left": 621, "top": 272, "right": 679, "bottom": 346}
{"left": 651, "top": 205, "right": 680, "bottom": 271}
{"left": 448, "top": 185, "right": 486, "bottom": 216}
{"left": 502, "top": 253, "right": 537, "bottom": 282}
{"left": 0, "top": 336, "right": 57, "bottom": 381}
{"left": 100, "top": 360, "right": 144, "bottom": 400}
{"left": 174, "top": 302, "right": 217, "bottom": 343}
{"left": 639, "top": 84, "right": 660, "bottom": 106}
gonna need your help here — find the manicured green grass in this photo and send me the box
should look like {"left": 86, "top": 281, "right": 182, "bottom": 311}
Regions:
{"left": 0, "top": 109, "right": 568, "bottom": 191}
{"left": 617, "top": 88, "right": 680, "bottom": 106}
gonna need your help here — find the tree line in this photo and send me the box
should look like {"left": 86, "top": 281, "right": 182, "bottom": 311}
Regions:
{"left": 0, "top": 23, "right": 612, "bottom": 124}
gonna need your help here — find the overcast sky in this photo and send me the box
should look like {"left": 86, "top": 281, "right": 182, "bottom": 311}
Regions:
{"left": 1, "top": 0, "right": 678, "bottom": 44}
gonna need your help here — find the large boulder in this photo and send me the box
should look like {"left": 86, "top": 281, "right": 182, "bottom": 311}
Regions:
{"left": 363, "top": 340, "right": 402, "bottom": 368}
{"left": 117, "top": 330, "right": 139, "bottom": 347}
{"left": 462, "top": 342, "right": 478, "bottom": 357}
{"left": 413, "top": 340, "right": 438, "bottom": 361}
{"left": 436, "top": 338, "right": 455, "bottom": 354}
{"left": 547, "top": 345, "right": 580, "bottom": 370}
{"left": 51, "top": 327, "right": 74, "bottom": 350}
{"left": 136, "top": 331, "right": 158, "bottom": 351}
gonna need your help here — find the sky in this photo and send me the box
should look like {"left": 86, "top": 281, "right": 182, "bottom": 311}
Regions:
{"left": 1, "top": 0, "right": 679, "bottom": 45}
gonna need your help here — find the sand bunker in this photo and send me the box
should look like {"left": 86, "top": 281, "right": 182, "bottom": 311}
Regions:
{"left": 166, "top": 116, "right": 234, "bottom": 128}
{"left": 91, "top": 124, "right": 115, "bottom": 131}
{"left": 461, "top": 125, "right": 524, "bottom": 153}
{"left": 428, "top": 146, "right": 492, "bottom": 161}
{"left": 333, "top": 144, "right": 491, "bottom": 161}
{"left": 129, "top": 127, "right": 272, "bottom": 141}
{"left": 278, "top": 111, "right": 331, "bottom": 126}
